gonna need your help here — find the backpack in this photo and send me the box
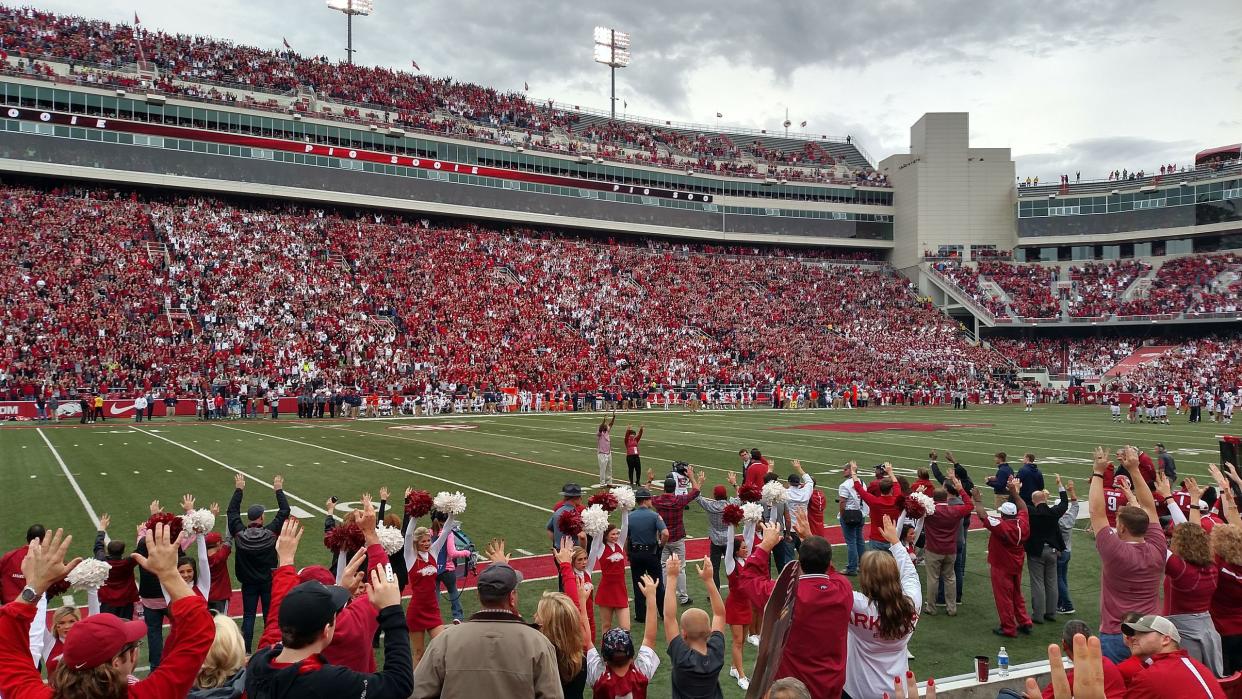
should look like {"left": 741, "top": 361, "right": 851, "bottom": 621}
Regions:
{"left": 452, "top": 528, "right": 478, "bottom": 580}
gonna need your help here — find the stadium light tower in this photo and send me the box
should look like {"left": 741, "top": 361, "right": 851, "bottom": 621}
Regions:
{"left": 326, "top": 0, "right": 373, "bottom": 64}
{"left": 593, "top": 26, "right": 630, "bottom": 121}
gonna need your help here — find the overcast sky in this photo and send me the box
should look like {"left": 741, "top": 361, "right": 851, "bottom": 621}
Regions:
{"left": 24, "top": 0, "right": 1242, "bottom": 180}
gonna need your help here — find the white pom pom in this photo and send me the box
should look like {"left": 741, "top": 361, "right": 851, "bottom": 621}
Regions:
{"left": 907, "top": 492, "right": 937, "bottom": 517}
{"left": 741, "top": 503, "right": 765, "bottom": 524}
{"left": 376, "top": 524, "right": 405, "bottom": 554}
{"left": 582, "top": 504, "right": 610, "bottom": 537}
{"left": 761, "top": 481, "right": 787, "bottom": 506}
{"left": 66, "top": 558, "right": 110, "bottom": 591}
{"left": 433, "top": 491, "right": 468, "bottom": 516}
{"left": 181, "top": 509, "right": 216, "bottom": 535}
{"left": 611, "top": 486, "right": 636, "bottom": 512}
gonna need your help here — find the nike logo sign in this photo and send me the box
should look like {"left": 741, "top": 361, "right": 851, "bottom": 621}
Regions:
{"left": 109, "top": 403, "right": 136, "bottom": 415}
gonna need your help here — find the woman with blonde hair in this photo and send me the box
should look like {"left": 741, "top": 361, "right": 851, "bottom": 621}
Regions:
{"left": 548, "top": 540, "right": 588, "bottom": 698}
{"left": 188, "top": 614, "right": 247, "bottom": 698}
{"left": 843, "top": 515, "right": 921, "bottom": 699}
{"left": 42, "top": 606, "right": 81, "bottom": 683}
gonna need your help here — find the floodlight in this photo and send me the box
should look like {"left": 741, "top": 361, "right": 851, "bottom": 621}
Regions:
{"left": 593, "top": 26, "right": 631, "bottom": 119}
{"left": 327, "top": 0, "right": 374, "bottom": 63}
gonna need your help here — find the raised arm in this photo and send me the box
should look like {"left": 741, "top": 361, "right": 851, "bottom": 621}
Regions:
{"left": 226, "top": 474, "right": 245, "bottom": 536}
{"left": 428, "top": 515, "right": 455, "bottom": 560}
{"left": 699, "top": 559, "right": 726, "bottom": 634}
{"left": 193, "top": 533, "right": 211, "bottom": 599}
{"left": 663, "top": 554, "right": 682, "bottom": 640}
{"left": 1122, "top": 447, "right": 1157, "bottom": 522}
{"left": 638, "top": 573, "right": 659, "bottom": 650}
{"left": 1089, "top": 447, "right": 1110, "bottom": 534}
{"left": 882, "top": 515, "right": 922, "bottom": 610}
{"left": 268, "top": 475, "right": 291, "bottom": 532}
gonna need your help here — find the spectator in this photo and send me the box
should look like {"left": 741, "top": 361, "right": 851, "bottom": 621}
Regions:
{"left": 1026, "top": 481, "right": 1069, "bottom": 623}
{"left": 189, "top": 614, "right": 248, "bottom": 699}
{"left": 697, "top": 483, "right": 735, "bottom": 590}
{"left": 1211, "top": 523, "right": 1242, "bottom": 675}
{"left": 1121, "top": 615, "right": 1226, "bottom": 698}
{"left": 1055, "top": 480, "right": 1081, "bottom": 614}
{"left": 738, "top": 520, "right": 853, "bottom": 699}
{"left": 930, "top": 451, "right": 974, "bottom": 607}
{"left": 767, "top": 678, "right": 813, "bottom": 699}
{"left": 583, "top": 574, "right": 662, "bottom": 698}
{"left": 1016, "top": 453, "right": 1044, "bottom": 507}
{"left": 654, "top": 469, "right": 704, "bottom": 607}
{"left": 549, "top": 539, "right": 590, "bottom": 698}
{"left": 0, "top": 525, "right": 214, "bottom": 699}
{"left": 1090, "top": 446, "right": 1166, "bottom": 663}
{"left": 626, "top": 489, "right": 667, "bottom": 622}
{"left": 0, "top": 524, "right": 45, "bottom": 604}
{"left": 837, "top": 462, "right": 867, "bottom": 576}
{"left": 662, "top": 555, "right": 726, "bottom": 699}
{"left": 227, "top": 473, "right": 291, "bottom": 653}
{"left": 843, "top": 515, "right": 920, "bottom": 699}
{"left": 974, "top": 480, "right": 1032, "bottom": 638}
{"left": 986, "top": 452, "right": 1014, "bottom": 507}
{"left": 854, "top": 463, "right": 904, "bottom": 552}
{"left": 92, "top": 514, "right": 138, "bottom": 619}
{"left": 1038, "top": 620, "right": 1127, "bottom": 699}
{"left": 920, "top": 473, "right": 972, "bottom": 616}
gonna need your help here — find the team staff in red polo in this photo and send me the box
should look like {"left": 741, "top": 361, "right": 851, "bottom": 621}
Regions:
{"left": 974, "top": 480, "right": 1032, "bottom": 637}
{"left": 738, "top": 519, "right": 853, "bottom": 699}
{"left": 854, "top": 464, "right": 904, "bottom": 552}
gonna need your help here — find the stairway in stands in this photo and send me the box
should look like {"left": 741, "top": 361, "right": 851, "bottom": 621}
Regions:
{"left": 1104, "top": 345, "right": 1176, "bottom": 377}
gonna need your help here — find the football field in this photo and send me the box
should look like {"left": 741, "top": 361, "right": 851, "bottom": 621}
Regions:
{"left": 0, "top": 403, "right": 1228, "bottom": 693}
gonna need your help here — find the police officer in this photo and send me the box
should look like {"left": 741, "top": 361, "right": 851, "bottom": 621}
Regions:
{"left": 626, "top": 488, "right": 668, "bottom": 621}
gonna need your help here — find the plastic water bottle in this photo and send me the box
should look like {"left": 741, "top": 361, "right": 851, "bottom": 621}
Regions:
{"left": 998, "top": 646, "right": 1010, "bottom": 677}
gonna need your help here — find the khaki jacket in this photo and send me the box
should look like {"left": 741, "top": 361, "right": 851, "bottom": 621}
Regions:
{"left": 411, "top": 610, "right": 564, "bottom": 699}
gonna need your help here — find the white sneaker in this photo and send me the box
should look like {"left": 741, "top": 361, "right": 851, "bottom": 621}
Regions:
{"left": 730, "top": 668, "right": 740, "bottom": 680}
{"left": 747, "top": 634, "right": 760, "bottom": 647}
{"left": 738, "top": 677, "right": 750, "bottom": 690}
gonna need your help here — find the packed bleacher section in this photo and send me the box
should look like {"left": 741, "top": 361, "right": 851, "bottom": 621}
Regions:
{"left": 1066, "top": 260, "right": 1148, "bottom": 317}
{"left": 0, "top": 182, "right": 982, "bottom": 398}
{"left": 986, "top": 337, "right": 1137, "bottom": 377}
{"left": 927, "top": 260, "right": 1007, "bottom": 317}
{"left": 977, "top": 262, "right": 1059, "bottom": 318}
{"left": 1112, "top": 335, "right": 1242, "bottom": 391}
{"left": 0, "top": 5, "right": 887, "bottom": 186}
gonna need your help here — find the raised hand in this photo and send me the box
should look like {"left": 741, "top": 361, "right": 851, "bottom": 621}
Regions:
{"left": 554, "top": 536, "right": 575, "bottom": 565}
{"left": 181, "top": 493, "right": 195, "bottom": 513}
{"left": 275, "top": 518, "right": 303, "bottom": 567}
{"left": 1208, "top": 464, "right": 1229, "bottom": 491}
{"left": 793, "top": 508, "right": 811, "bottom": 540}
{"left": 378, "top": 486, "right": 389, "bottom": 502}
{"left": 149, "top": 499, "right": 162, "bottom": 515}
{"left": 665, "top": 552, "right": 682, "bottom": 580}
{"left": 1153, "top": 471, "right": 1173, "bottom": 499}
{"left": 1092, "top": 446, "right": 1108, "bottom": 475}
{"left": 929, "top": 450, "right": 938, "bottom": 461}
{"left": 273, "top": 474, "right": 284, "bottom": 490}
{"left": 341, "top": 548, "right": 368, "bottom": 595}
{"left": 880, "top": 514, "right": 900, "bottom": 545}
{"left": 727, "top": 472, "right": 737, "bottom": 487}
{"left": 234, "top": 473, "right": 246, "bottom": 490}
{"left": 1186, "top": 476, "right": 1202, "bottom": 501}
{"left": 637, "top": 573, "right": 658, "bottom": 599}
{"left": 485, "top": 538, "right": 510, "bottom": 564}
{"left": 209, "top": 502, "right": 220, "bottom": 517}
{"left": 697, "top": 558, "right": 714, "bottom": 582}
{"left": 359, "top": 496, "right": 377, "bottom": 534}
{"left": 758, "top": 521, "right": 782, "bottom": 550}
{"left": 1122, "top": 446, "right": 1139, "bottom": 470}
{"left": 404, "top": 486, "right": 414, "bottom": 499}
{"left": 791, "top": 459, "right": 804, "bottom": 474}
{"left": 98, "top": 514, "right": 111, "bottom": 531}
{"left": 131, "top": 523, "right": 180, "bottom": 582}
{"left": 365, "top": 566, "right": 400, "bottom": 609}
{"left": 945, "top": 451, "right": 956, "bottom": 464}
{"left": 20, "top": 529, "right": 80, "bottom": 597}
{"left": 1055, "top": 473, "right": 1063, "bottom": 488}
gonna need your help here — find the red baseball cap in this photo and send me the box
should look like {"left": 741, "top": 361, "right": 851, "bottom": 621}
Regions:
{"left": 61, "top": 613, "right": 146, "bottom": 669}
{"left": 298, "top": 565, "right": 336, "bottom": 586}
{"left": 204, "top": 532, "right": 222, "bottom": 546}
{"left": 713, "top": 485, "right": 728, "bottom": 499}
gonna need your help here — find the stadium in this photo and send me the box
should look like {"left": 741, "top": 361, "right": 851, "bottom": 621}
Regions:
{"left": 0, "top": 3, "right": 1240, "bottom": 698}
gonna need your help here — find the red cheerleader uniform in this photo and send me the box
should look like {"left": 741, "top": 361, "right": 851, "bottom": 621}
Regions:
{"left": 405, "top": 552, "right": 443, "bottom": 632}
{"left": 594, "top": 542, "right": 629, "bottom": 609}
{"left": 567, "top": 567, "right": 597, "bottom": 641}
{"left": 725, "top": 562, "right": 752, "bottom": 626}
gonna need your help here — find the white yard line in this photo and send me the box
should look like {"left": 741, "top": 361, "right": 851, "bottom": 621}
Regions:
{"left": 131, "top": 427, "right": 335, "bottom": 519}
{"left": 36, "top": 428, "right": 101, "bottom": 528}
{"left": 215, "top": 424, "right": 551, "bottom": 512}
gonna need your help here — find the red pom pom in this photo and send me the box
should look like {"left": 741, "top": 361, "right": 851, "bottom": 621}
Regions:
{"left": 324, "top": 523, "right": 365, "bottom": 553}
{"left": 557, "top": 508, "right": 584, "bottom": 538}
{"left": 145, "top": 512, "right": 184, "bottom": 543}
{"left": 903, "top": 496, "right": 929, "bottom": 519}
{"left": 405, "top": 490, "right": 433, "bottom": 518}
{"left": 587, "top": 492, "right": 619, "bottom": 512}
{"left": 738, "top": 485, "right": 762, "bottom": 503}
{"left": 722, "top": 503, "right": 744, "bottom": 527}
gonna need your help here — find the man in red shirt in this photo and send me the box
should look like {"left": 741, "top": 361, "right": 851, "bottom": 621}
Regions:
{"left": 743, "top": 448, "right": 770, "bottom": 490}
{"left": 0, "top": 525, "right": 45, "bottom": 604}
{"left": 1040, "top": 620, "right": 1127, "bottom": 699}
{"left": 920, "top": 474, "right": 972, "bottom": 616}
{"left": 739, "top": 519, "right": 853, "bottom": 699}
{"left": 854, "top": 463, "right": 904, "bottom": 552}
{"left": 1122, "top": 614, "right": 1226, "bottom": 698}
{"left": 1103, "top": 474, "right": 1131, "bottom": 529}
{"left": 975, "top": 480, "right": 1032, "bottom": 637}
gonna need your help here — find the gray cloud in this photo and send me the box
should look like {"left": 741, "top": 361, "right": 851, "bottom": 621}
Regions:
{"left": 1015, "top": 137, "right": 1199, "bottom": 181}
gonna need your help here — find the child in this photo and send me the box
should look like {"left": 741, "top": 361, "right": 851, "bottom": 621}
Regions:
{"left": 662, "top": 554, "right": 726, "bottom": 698}
{"left": 93, "top": 514, "right": 138, "bottom": 619}
{"left": 582, "top": 573, "right": 660, "bottom": 698}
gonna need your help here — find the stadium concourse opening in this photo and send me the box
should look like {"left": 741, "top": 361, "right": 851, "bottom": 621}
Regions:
{"left": 775, "top": 422, "right": 994, "bottom": 433}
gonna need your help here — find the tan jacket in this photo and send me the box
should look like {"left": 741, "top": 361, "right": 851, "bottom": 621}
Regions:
{"left": 411, "top": 610, "right": 564, "bottom": 699}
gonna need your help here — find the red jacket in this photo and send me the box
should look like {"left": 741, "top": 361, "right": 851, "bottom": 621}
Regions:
{"left": 743, "top": 458, "right": 771, "bottom": 490}
{"left": 0, "top": 546, "right": 28, "bottom": 604}
{"left": 1125, "top": 650, "right": 1225, "bottom": 698}
{"left": 980, "top": 510, "right": 1029, "bottom": 573}
{"left": 0, "top": 595, "right": 214, "bottom": 699}
{"left": 737, "top": 547, "right": 852, "bottom": 699}
{"left": 259, "top": 543, "right": 387, "bottom": 673}
{"left": 99, "top": 557, "right": 140, "bottom": 607}
{"left": 206, "top": 543, "right": 233, "bottom": 602}
{"left": 854, "top": 479, "right": 904, "bottom": 543}
{"left": 1040, "top": 656, "right": 1127, "bottom": 698}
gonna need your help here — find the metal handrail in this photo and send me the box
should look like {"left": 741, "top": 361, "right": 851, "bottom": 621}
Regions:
{"left": 1017, "top": 161, "right": 1242, "bottom": 198}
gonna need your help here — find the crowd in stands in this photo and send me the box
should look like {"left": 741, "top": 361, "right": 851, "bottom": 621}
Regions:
{"left": 986, "top": 337, "right": 1138, "bottom": 377}
{"left": 1115, "top": 336, "right": 1242, "bottom": 393}
{"left": 928, "top": 260, "right": 1007, "bottom": 317}
{"left": 0, "top": 182, "right": 989, "bottom": 401}
{"left": 0, "top": 5, "right": 888, "bottom": 187}
{"left": 1067, "top": 261, "right": 1149, "bottom": 318}
{"left": 978, "top": 262, "right": 1060, "bottom": 319}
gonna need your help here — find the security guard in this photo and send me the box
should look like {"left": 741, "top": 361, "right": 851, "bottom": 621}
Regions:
{"left": 626, "top": 488, "right": 668, "bottom": 620}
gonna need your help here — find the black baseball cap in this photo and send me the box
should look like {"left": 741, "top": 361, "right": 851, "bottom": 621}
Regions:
{"left": 278, "top": 581, "right": 351, "bottom": 635}
{"left": 635, "top": 488, "right": 653, "bottom": 500}
{"left": 477, "top": 563, "right": 523, "bottom": 598}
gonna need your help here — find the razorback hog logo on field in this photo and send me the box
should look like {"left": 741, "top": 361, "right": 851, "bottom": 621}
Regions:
{"left": 776, "top": 422, "right": 993, "bottom": 433}
{"left": 389, "top": 424, "right": 478, "bottom": 431}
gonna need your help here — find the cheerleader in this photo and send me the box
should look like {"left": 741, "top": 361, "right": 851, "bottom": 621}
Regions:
{"left": 42, "top": 606, "right": 80, "bottom": 685}
{"left": 723, "top": 534, "right": 752, "bottom": 691}
{"left": 403, "top": 517, "right": 453, "bottom": 664}
{"left": 589, "top": 512, "right": 630, "bottom": 636}
{"left": 568, "top": 546, "right": 597, "bottom": 641}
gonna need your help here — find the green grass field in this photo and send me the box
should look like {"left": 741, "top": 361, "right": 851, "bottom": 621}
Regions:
{"left": 1, "top": 403, "right": 1227, "bottom": 694}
